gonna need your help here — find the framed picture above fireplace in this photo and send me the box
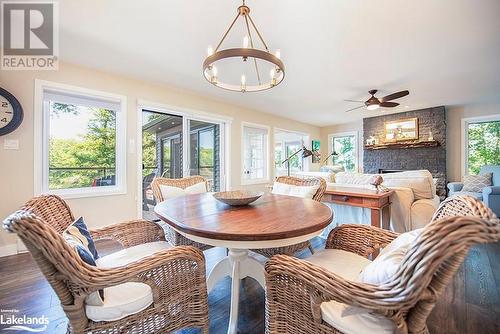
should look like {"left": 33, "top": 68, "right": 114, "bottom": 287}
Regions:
{"left": 384, "top": 117, "right": 418, "bottom": 142}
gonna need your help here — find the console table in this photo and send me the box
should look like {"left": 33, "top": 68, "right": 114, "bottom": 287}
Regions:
{"left": 323, "top": 185, "right": 394, "bottom": 230}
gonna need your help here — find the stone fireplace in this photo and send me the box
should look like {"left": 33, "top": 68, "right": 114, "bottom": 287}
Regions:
{"left": 363, "top": 106, "right": 446, "bottom": 199}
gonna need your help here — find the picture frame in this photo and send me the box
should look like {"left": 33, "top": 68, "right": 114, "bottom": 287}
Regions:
{"left": 384, "top": 118, "right": 419, "bottom": 142}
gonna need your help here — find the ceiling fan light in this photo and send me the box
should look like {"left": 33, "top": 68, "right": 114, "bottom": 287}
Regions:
{"left": 367, "top": 104, "right": 379, "bottom": 111}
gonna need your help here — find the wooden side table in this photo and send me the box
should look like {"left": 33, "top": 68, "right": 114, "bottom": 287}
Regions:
{"left": 323, "top": 185, "right": 394, "bottom": 230}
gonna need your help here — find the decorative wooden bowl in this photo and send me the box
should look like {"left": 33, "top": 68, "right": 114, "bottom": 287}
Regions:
{"left": 213, "top": 191, "right": 264, "bottom": 206}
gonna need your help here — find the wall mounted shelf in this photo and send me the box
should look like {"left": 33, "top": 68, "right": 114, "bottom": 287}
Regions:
{"left": 364, "top": 140, "right": 440, "bottom": 150}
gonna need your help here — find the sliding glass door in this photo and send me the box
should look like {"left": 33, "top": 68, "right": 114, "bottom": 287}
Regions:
{"left": 188, "top": 120, "right": 221, "bottom": 191}
{"left": 141, "top": 109, "right": 225, "bottom": 219}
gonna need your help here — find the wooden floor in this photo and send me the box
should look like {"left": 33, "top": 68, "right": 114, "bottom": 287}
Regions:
{"left": 0, "top": 237, "right": 499, "bottom": 333}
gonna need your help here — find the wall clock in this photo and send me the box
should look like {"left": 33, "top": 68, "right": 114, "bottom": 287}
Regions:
{"left": 0, "top": 87, "right": 23, "bottom": 136}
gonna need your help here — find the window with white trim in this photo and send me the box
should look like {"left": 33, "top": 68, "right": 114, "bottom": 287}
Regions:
{"left": 328, "top": 132, "right": 358, "bottom": 172}
{"left": 40, "top": 87, "right": 126, "bottom": 197}
{"left": 242, "top": 124, "right": 269, "bottom": 184}
{"left": 463, "top": 115, "right": 500, "bottom": 175}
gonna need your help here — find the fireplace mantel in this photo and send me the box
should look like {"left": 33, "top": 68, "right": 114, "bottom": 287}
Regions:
{"left": 364, "top": 140, "right": 439, "bottom": 150}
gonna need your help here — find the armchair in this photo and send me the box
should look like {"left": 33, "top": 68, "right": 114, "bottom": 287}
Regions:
{"left": 448, "top": 165, "right": 500, "bottom": 215}
{"left": 3, "top": 195, "right": 209, "bottom": 334}
{"left": 265, "top": 195, "right": 499, "bottom": 334}
{"left": 151, "top": 176, "right": 213, "bottom": 251}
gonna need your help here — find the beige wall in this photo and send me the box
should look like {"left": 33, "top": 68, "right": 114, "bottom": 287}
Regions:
{"left": 446, "top": 103, "right": 500, "bottom": 182}
{"left": 0, "top": 62, "right": 321, "bottom": 253}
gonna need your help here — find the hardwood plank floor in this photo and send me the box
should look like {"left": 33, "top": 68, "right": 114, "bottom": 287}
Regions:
{"left": 0, "top": 238, "right": 498, "bottom": 333}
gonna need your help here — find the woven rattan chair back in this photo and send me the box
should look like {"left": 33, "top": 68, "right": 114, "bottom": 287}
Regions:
{"left": 150, "top": 176, "right": 212, "bottom": 251}
{"left": 388, "top": 196, "right": 500, "bottom": 333}
{"left": 151, "top": 176, "right": 208, "bottom": 202}
{"left": 4, "top": 206, "right": 88, "bottom": 330}
{"left": 23, "top": 194, "right": 75, "bottom": 233}
{"left": 274, "top": 176, "right": 327, "bottom": 202}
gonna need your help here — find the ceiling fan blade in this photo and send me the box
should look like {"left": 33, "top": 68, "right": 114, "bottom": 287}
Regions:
{"left": 380, "top": 90, "right": 409, "bottom": 102}
{"left": 344, "top": 105, "right": 365, "bottom": 113}
{"left": 380, "top": 102, "right": 399, "bottom": 108}
{"left": 344, "top": 99, "right": 364, "bottom": 103}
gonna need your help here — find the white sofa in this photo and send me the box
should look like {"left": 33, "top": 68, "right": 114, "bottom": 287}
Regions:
{"left": 293, "top": 170, "right": 440, "bottom": 233}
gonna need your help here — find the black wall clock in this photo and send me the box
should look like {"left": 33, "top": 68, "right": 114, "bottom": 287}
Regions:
{"left": 0, "top": 87, "right": 24, "bottom": 136}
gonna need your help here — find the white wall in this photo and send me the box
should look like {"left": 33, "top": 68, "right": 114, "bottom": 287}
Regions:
{"left": 0, "top": 62, "right": 321, "bottom": 254}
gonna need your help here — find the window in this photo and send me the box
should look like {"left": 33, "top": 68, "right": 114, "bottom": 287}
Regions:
{"left": 328, "top": 132, "right": 358, "bottom": 172}
{"left": 36, "top": 81, "right": 126, "bottom": 198}
{"left": 463, "top": 115, "right": 500, "bottom": 175}
{"left": 242, "top": 123, "right": 269, "bottom": 184}
{"left": 274, "top": 129, "right": 309, "bottom": 177}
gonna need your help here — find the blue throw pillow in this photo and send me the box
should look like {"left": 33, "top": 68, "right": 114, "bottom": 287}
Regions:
{"left": 63, "top": 217, "right": 104, "bottom": 303}
{"left": 64, "top": 216, "right": 99, "bottom": 259}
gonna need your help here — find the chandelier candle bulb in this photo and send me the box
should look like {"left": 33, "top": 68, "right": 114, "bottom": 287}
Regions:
{"left": 270, "top": 69, "right": 277, "bottom": 86}
{"left": 275, "top": 49, "right": 281, "bottom": 59}
{"left": 207, "top": 46, "right": 214, "bottom": 56}
{"left": 241, "top": 75, "right": 246, "bottom": 92}
{"left": 243, "top": 36, "right": 249, "bottom": 48}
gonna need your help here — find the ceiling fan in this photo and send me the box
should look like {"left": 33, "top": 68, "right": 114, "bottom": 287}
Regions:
{"left": 344, "top": 89, "right": 409, "bottom": 112}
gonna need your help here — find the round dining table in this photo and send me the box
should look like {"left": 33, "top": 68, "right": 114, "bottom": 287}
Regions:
{"left": 154, "top": 192, "right": 333, "bottom": 334}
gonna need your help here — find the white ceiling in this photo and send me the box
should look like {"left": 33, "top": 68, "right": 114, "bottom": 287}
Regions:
{"left": 59, "top": 0, "right": 500, "bottom": 126}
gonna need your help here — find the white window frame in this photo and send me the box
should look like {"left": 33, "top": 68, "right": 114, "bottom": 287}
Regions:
{"left": 328, "top": 131, "right": 360, "bottom": 172}
{"left": 34, "top": 79, "right": 127, "bottom": 198}
{"left": 241, "top": 122, "right": 270, "bottom": 185}
{"left": 273, "top": 127, "right": 311, "bottom": 178}
{"left": 461, "top": 114, "right": 500, "bottom": 177}
{"left": 136, "top": 100, "right": 232, "bottom": 218}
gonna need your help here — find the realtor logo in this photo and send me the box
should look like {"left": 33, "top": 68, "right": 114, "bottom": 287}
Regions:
{"left": 1, "top": 1, "right": 59, "bottom": 70}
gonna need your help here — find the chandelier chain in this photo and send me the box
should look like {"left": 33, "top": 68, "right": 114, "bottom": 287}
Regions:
{"left": 244, "top": 15, "right": 262, "bottom": 85}
{"left": 247, "top": 14, "right": 269, "bottom": 52}
{"left": 215, "top": 12, "right": 240, "bottom": 52}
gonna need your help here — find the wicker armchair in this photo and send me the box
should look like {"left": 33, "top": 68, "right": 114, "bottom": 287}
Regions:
{"left": 151, "top": 176, "right": 213, "bottom": 251}
{"left": 3, "top": 195, "right": 209, "bottom": 334}
{"left": 265, "top": 195, "right": 500, "bottom": 334}
{"left": 252, "top": 176, "right": 327, "bottom": 258}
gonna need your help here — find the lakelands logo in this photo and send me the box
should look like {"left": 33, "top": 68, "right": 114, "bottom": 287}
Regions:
{"left": 0, "top": 309, "right": 49, "bottom": 332}
{"left": 1, "top": 1, "right": 59, "bottom": 70}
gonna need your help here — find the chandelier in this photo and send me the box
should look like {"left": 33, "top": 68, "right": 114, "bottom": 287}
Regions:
{"left": 203, "top": 0, "right": 285, "bottom": 92}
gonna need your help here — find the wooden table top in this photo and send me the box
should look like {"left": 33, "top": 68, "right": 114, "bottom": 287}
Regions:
{"left": 325, "top": 185, "right": 394, "bottom": 199}
{"left": 154, "top": 193, "right": 333, "bottom": 241}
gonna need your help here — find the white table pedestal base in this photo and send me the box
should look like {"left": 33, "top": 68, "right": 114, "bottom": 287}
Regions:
{"left": 207, "top": 248, "right": 266, "bottom": 334}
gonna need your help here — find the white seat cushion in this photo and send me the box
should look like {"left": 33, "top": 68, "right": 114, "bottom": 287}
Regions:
{"left": 96, "top": 241, "right": 171, "bottom": 268}
{"left": 271, "top": 182, "right": 320, "bottom": 199}
{"left": 159, "top": 181, "right": 207, "bottom": 200}
{"left": 320, "top": 301, "right": 396, "bottom": 334}
{"left": 306, "top": 249, "right": 371, "bottom": 280}
{"left": 86, "top": 282, "right": 153, "bottom": 322}
{"left": 306, "top": 249, "right": 395, "bottom": 333}
{"left": 86, "top": 241, "right": 171, "bottom": 322}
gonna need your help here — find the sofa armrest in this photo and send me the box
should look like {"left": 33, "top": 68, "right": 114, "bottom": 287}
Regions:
{"left": 410, "top": 196, "right": 440, "bottom": 229}
{"left": 483, "top": 186, "right": 500, "bottom": 196}
{"left": 447, "top": 182, "right": 464, "bottom": 193}
{"left": 483, "top": 186, "right": 500, "bottom": 215}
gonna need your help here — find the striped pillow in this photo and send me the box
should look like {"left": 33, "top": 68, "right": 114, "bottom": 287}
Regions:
{"left": 63, "top": 217, "right": 104, "bottom": 305}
